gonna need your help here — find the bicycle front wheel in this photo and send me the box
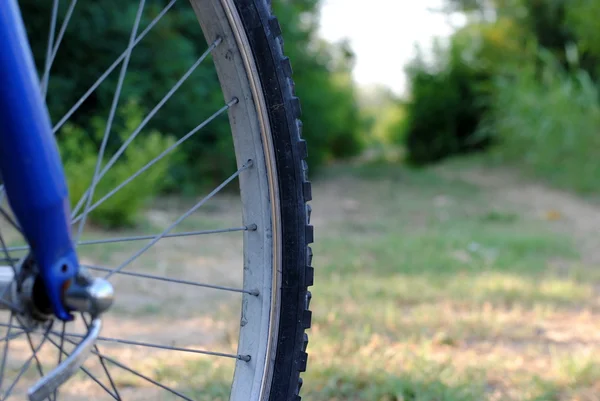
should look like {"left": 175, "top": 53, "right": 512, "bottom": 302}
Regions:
{"left": 0, "top": 0, "right": 313, "bottom": 400}
{"left": 193, "top": 1, "right": 314, "bottom": 399}
{"left": 191, "top": 2, "right": 313, "bottom": 399}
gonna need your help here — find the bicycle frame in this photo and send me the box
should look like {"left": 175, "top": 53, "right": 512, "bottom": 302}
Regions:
{"left": 0, "top": 0, "right": 79, "bottom": 321}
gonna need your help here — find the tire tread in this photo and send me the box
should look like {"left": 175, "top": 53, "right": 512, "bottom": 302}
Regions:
{"left": 233, "top": 2, "right": 313, "bottom": 400}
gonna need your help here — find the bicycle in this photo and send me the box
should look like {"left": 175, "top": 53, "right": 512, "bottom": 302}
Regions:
{"left": 0, "top": 0, "right": 312, "bottom": 399}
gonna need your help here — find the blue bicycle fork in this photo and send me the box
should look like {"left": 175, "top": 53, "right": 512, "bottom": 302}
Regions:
{"left": 0, "top": 0, "right": 79, "bottom": 321}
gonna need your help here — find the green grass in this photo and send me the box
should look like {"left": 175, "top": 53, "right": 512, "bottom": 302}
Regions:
{"left": 143, "top": 161, "right": 600, "bottom": 400}
{"left": 304, "top": 163, "right": 600, "bottom": 400}
{"left": 53, "top": 160, "right": 600, "bottom": 400}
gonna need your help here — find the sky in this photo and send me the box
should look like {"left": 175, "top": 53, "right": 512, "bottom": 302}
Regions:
{"left": 319, "top": 0, "right": 465, "bottom": 96}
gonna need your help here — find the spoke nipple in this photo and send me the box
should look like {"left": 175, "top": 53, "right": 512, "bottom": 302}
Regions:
{"left": 228, "top": 97, "right": 239, "bottom": 107}
{"left": 246, "top": 223, "right": 258, "bottom": 231}
{"left": 214, "top": 36, "right": 223, "bottom": 46}
{"left": 245, "top": 159, "right": 254, "bottom": 169}
{"left": 250, "top": 289, "right": 260, "bottom": 296}
{"left": 239, "top": 354, "right": 251, "bottom": 362}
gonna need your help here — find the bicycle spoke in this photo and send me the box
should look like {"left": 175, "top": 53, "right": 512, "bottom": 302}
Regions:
{"left": 40, "top": 0, "right": 60, "bottom": 97}
{"left": 75, "top": 0, "right": 147, "bottom": 243}
{"left": 24, "top": 332, "right": 50, "bottom": 401}
{"left": 79, "top": 226, "right": 251, "bottom": 245}
{"left": 0, "top": 314, "right": 15, "bottom": 391}
{"left": 71, "top": 99, "right": 237, "bottom": 224}
{"left": 70, "top": 38, "right": 225, "bottom": 219}
{"left": 0, "top": 226, "right": 23, "bottom": 315}
{"left": 6, "top": 0, "right": 285, "bottom": 398}
{"left": 0, "top": 226, "right": 16, "bottom": 282}
{"left": 39, "top": 0, "right": 79, "bottom": 97}
{"left": 59, "top": 335, "right": 194, "bottom": 400}
{"left": 84, "top": 264, "right": 258, "bottom": 295}
{"left": 81, "top": 314, "right": 121, "bottom": 401}
{"left": 104, "top": 160, "right": 252, "bottom": 279}
{"left": 91, "top": 335, "right": 248, "bottom": 360}
{"left": 5, "top": 226, "right": 250, "bottom": 253}
{"left": 0, "top": 208, "right": 21, "bottom": 235}
{"left": 0, "top": 246, "right": 26, "bottom": 254}
{"left": 2, "top": 323, "right": 52, "bottom": 401}
{"left": 0, "top": 299, "right": 20, "bottom": 316}
{"left": 52, "top": 321, "right": 66, "bottom": 401}
{"left": 0, "top": 232, "right": 23, "bottom": 314}
{"left": 0, "top": 236, "right": 22, "bottom": 314}
{"left": 0, "top": 226, "right": 15, "bottom": 275}
{"left": 52, "top": 0, "right": 178, "bottom": 134}
{"left": 0, "top": 300, "right": 21, "bottom": 315}
{"left": 101, "top": 354, "right": 192, "bottom": 400}
{"left": 0, "top": 330, "right": 25, "bottom": 343}
{"left": 0, "top": 261, "right": 16, "bottom": 267}
{"left": 45, "top": 334, "right": 119, "bottom": 401}
{"left": 0, "top": 323, "right": 23, "bottom": 330}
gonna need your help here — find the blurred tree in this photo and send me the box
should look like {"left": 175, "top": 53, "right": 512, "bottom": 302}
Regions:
{"left": 436, "top": 0, "right": 600, "bottom": 193}
{"left": 400, "top": 13, "right": 530, "bottom": 164}
{"left": 358, "top": 85, "right": 405, "bottom": 146}
{"left": 20, "top": 0, "right": 364, "bottom": 190}
{"left": 401, "top": 0, "right": 600, "bottom": 165}
{"left": 21, "top": 0, "right": 227, "bottom": 192}
{"left": 445, "top": 0, "right": 600, "bottom": 77}
{"left": 402, "top": 35, "right": 492, "bottom": 165}
{"left": 564, "top": 0, "right": 600, "bottom": 78}
{"left": 272, "top": 3, "right": 364, "bottom": 167}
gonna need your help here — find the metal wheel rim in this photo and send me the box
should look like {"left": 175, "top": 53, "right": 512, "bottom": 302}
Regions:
{"left": 0, "top": 0, "right": 281, "bottom": 399}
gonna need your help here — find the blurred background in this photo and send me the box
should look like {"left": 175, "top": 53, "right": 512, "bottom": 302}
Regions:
{"left": 9, "top": 0, "right": 600, "bottom": 399}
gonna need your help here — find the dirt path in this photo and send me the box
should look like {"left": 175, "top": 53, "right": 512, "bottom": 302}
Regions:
{"left": 444, "top": 165, "right": 600, "bottom": 264}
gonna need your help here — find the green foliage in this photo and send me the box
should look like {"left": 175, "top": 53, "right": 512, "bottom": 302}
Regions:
{"left": 376, "top": 103, "right": 407, "bottom": 146}
{"left": 358, "top": 85, "right": 406, "bottom": 146}
{"left": 22, "top": 0, "right": 231, "bottom": 191}
{"left": 62, "top": 101, "right": 174, "bottom": 227}
{"left": 434, "top": 0, "right": 600, "bottom": 194}
{"left": 447, "top": 0, "right": 600, "bottom": 76}
{"left": 567, "top": 1, "right": 600, "bottom": 54}
{"left": 402, "top": 0, "right": 600, "bottom": 196}
{"left": 21, "top": 0, "right": 364, "bottom": 189}
{"left": 402, "top": 38, "right": 492, "bottom": 165}
{"left": 565, "top": 0, "right": 600, "bottom": 77}
{"left": 400, "top": 7, "right": 536, "bottom": 166}
{"left": 272, "top": 3, "right": 364, "bottom": 167}
{"left": 488, "top": 53, "right": 600, "bottom": 194}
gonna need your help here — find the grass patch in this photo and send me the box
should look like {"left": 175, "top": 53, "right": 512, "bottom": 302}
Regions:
{"left": 308, "top": 163, "right": 599, "bottom": 400}
{"left": 12, "top": 160, "right": 595, "bottom": 401}
{"left": 304, "top": 362, "right": 486, "bottom": 401}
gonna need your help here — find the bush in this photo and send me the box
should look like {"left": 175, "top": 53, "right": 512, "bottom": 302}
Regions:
{"left": 61, "top": 101, "right": 175, "bottom": 228}
{"left": 488, "top": 52, "right": 600, "bottom": 194}
{"left": 403, "top": 39, "right": 492, "bottom": 165}
{"left": 400, "top": 15, "right": 535, "bottom": 165}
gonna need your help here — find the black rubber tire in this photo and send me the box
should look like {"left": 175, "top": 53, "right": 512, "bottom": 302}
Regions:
{"left": 232, "top": 1, "right": 313, "bottom": 400}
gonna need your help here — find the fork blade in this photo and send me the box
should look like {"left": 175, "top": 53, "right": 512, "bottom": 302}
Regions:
{"left": 27, "top": 318, "right": 101, "bottom": 401}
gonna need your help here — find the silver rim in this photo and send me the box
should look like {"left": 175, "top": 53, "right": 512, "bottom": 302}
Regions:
{"left": 0, "top": 0, "right": 280, "bottom": 399}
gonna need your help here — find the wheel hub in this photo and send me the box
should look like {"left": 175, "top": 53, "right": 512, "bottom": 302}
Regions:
{"left": 0, "top": 259, "right": 114, "bottom": 323}
{"left": 0, "top": 258, "right": 115, "bottom": 400}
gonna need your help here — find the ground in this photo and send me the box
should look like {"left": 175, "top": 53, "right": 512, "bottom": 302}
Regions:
{"left": 2, "top": 159, "right": 600, "bottom": 400}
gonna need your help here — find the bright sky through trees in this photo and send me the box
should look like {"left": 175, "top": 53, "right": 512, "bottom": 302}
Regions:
{"left": 319, "top": 0, "right": 466, "bottom": 95}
